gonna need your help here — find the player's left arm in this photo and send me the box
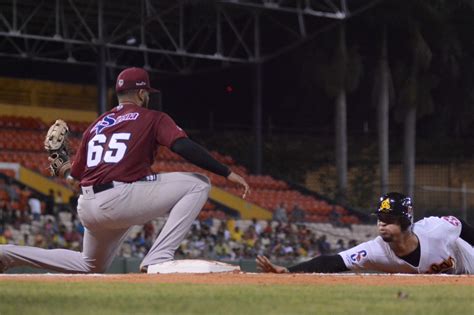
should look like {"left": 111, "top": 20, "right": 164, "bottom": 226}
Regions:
{"left": 459, "top": 219, "right": 474, "bottom": 246}
{"left": 171, "top": 138, "right": 249, "bottom": 198}
{"left": 171, "top": 138, "right": 230, "bottom": 177}
{"left": 287, "top": 255, "right": 349, "bottom": 273}
{"left": 155, "top": 113, "right": 249, "bottom": 198}
{"left": 256, "top": 255, "right": 349, "bottom": 273}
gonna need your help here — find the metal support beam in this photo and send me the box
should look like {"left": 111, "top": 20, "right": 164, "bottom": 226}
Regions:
{"left": 0, "top": 0, "right": 377, "bottom": 73}
{"left": 253, "top": 12, "right": 262, "bottom": 174}
{"left": 220, "top": 0, "right": 347, "bottom": 19}
{"left": 97, "top": 0, "right": 107, "bottom": 114}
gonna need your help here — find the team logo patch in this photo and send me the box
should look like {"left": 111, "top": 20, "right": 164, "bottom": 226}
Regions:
{"left": 90, "top": 112, "right": 139, "bottom": 135}
{"left": 379, "top": 198, "right": 391, "bottom": 213}
{"left": 91, "top": 114, "right": 116, "bottom": 134}
{"left": 118, "top": 79, "right": 124, "bottom": 87}
{"left": 350, "top": 250, "right": 367, "bottom": 263}
{"left": 428, "top": 256, "right": 455, "bottom": 274}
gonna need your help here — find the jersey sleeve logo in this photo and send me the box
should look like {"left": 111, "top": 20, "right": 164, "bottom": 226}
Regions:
{"left": 441, "top": 216, "right": 461, "bottom": 227}
{"left": 350, "top": 250, "right": 368, "bottom": 263}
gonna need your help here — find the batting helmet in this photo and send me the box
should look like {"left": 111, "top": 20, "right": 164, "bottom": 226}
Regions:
{"left": 374, "top": 192, "right": 414, "bottom": 229}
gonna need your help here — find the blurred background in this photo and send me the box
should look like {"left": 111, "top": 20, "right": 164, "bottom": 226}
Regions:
{"left": 0, "top": 0, "right": 473, "bottom": 271}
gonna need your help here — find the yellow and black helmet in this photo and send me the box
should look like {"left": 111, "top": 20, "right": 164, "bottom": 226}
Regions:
{"left": 374, "top": 192, "right": 414, "bottom": 228}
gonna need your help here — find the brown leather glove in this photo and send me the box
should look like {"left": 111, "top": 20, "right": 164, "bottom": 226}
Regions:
{"left": 44, "top": 119, "right": 71, "bottom": 177}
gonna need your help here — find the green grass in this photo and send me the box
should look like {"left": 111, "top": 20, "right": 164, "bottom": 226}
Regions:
{"left": 0, "top": 282, "right": 472, "bottom": 315}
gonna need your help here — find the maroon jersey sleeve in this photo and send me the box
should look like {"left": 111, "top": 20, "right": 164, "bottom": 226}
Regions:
{"left": 154, "top": 113, "right": 187, "bottom": 148}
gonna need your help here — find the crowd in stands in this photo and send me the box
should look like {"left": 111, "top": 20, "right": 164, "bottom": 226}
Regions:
{"left": 118, "top": 202, "right": 361, "bottom": 262}
{"left": 119, "top": 218, "right": 354, "bottom": 262}
{"left": 0, "top": 177, "right": 83, "bottom": 250}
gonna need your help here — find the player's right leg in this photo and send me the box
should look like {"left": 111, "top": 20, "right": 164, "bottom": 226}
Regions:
{"left": 138, "top": 172, "right": 211, "bottom": 270}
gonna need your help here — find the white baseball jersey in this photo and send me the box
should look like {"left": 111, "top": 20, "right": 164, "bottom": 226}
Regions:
{"left": 339, "top": 216, "right": 474, "bottom": 274}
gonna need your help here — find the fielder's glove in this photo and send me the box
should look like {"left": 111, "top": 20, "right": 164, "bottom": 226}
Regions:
{"left": 44, "top": 119, "right": 71, "bottom": 177}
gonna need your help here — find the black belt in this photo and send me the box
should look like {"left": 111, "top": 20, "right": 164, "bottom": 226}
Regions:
{"left": 91, "top": 182, "right": 114, "bottom": 194}
{"left": 82, "top": 174, "right": 158, "bottom": 195}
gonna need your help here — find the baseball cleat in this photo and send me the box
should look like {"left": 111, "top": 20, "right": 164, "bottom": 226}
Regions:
{"left": 146, "top": 259, "right": 240, "bottom": 274}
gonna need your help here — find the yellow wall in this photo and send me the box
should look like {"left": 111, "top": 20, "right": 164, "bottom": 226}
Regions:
{"left": 209, "top": 186, "right": 272, "bottom": 220}
{"left": 0, "top": 76, "right": 114, "bottom": 113}
{"left": 0, "top": 103, "right": 97, "bottom": 123}
{"left": 19, "top": 167, "right": 73, "bottom": 203}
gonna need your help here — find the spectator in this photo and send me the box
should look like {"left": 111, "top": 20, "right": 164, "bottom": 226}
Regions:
{"left": 214, "top": 237, "right": 232, "bottom": 259}
{"left": 188, "top": 235, "right": 206, "bottom": 258}
{"left": 348, "top": 239, "right": 358, "bottom": 248}
{"left": 143, "top": 222, "right": 155, "bottom": 240}
{"left": 133, "top": 232, "right": 146, "bottom": 247}
{"left": 290, "top": 204, "right": 305, "bottom": 223}
{"left": 0, "top": 199, "right": 14, "bottom": 225}
{"left": 217, "top": 221, "right": 231, "bottom": 241}
{"left": 0, "top": 178, "right": 7, "bottom": 191}
{"left": 251, "top": 218, "right": 263, "bottom": 235}
{"left": 231, "top": 226, "right": 243, "bottom": 242}
{"left": 226, "top": 217, "right": 236, "bottom": 235}
{"left": 317, "top": 235, "right": 331, "bottom": 255}
{"left": 273, "top": 203, "right": 288, "bottom": 222}
{"left": 55, "top": 191, "right": 64, "bottom": 212}
{"left": 0, "top": 232, "right": 7, "bottom": 245}
{"left": 263, "top": 220, "right": 273, "bottom": 235}
{"left": 28, "top": 193, "right": 42, "bottom": 222}
{"left": 6, "top": 182, "right": 19, "bottom": 202}
{"left": 243, "top": 225, "right": 258, "bottom": 247}
{"left": 34, "top": 233, "right": 47, "bottom": 248}
{"left": 3, "top": 228, "right": 13, "bottom": 244}
{"left": 68, "top": 195, "right": 78, "bottom": 214}
{"left": 43, "top": 218, "right": 58, "bottom": 243}
{"left": 336, "top": 239, "right": 346, "bottom": 251}
{"left": 282, "top": 241, "right": 295, "bottom": 258}
{"left": 45, "top": 189, "right": 56, "bottom": 216}
{"left": 132, "top": 232, "right": 146, "bottom": 256}
{"left": 329, "top": 206, "right": 341, "bottom": 225}
{"left": 22, "top": 233, "right": 31, "bottom": 246}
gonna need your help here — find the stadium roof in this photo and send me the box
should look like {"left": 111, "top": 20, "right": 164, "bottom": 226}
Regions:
{"left": 0, "top": 0, "right": 380, "bottom": 76}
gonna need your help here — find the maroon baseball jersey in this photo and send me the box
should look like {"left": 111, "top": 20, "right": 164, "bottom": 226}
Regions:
{"left": 71, "top": 102, "right": 187, "bottom": 186}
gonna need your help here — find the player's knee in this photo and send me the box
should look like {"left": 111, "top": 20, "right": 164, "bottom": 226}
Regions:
{"left": 189, "top": 173, "right": 211, "bottom": 190}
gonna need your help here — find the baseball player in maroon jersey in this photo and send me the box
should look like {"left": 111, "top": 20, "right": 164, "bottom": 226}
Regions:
{"left": 0, "top": 67, "right": 249, "bottom": 273}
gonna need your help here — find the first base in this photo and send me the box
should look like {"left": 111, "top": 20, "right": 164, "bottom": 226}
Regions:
{"left": 147, "top": 259, "right": 240, "bottom": 274}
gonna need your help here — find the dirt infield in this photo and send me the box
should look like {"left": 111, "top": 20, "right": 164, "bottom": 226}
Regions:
{"left": 0, "top": 273, "right": 473, "bottom": 285}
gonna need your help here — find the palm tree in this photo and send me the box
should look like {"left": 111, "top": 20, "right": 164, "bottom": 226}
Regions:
{"left": 334, "top": 24, "right": 348, "bottom": 203}
{"left": 395, "top": 25, "right": 434, "bottom": 197}
{"left": 373, "top": 26, "right": 392, "bottom": 195}
{"left": 316, "top": 23, "right": 363, "bottom": 203}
